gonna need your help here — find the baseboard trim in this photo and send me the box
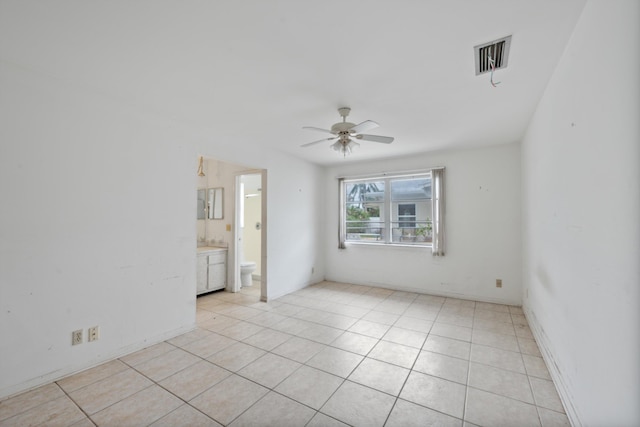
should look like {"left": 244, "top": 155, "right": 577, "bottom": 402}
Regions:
{"left": 523, "top": 307, "right": 582, "bottom": 427}
{"left": 0, "top": 323, "right": 195, "bottom": 401}
{"left": 324, "top": 276, "right": 521, "bottom": 306}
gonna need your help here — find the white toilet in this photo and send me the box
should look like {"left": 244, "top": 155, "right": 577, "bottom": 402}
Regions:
{"left": 240, "top": 262, "right": 256, "bottom": 287}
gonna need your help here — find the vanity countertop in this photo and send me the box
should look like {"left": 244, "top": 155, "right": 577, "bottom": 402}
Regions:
{"left": 197, "top": 246, "right": 227, "bottom": 254}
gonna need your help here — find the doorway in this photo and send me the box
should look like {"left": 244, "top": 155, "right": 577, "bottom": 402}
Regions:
{"left": 235, "top": 170, "right": 267, "bottom": 301}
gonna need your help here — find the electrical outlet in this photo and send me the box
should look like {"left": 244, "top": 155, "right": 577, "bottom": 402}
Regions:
{"left": 496, "top": 279, "right": 502, "bottom": 288}
{"left": 88, "top": 326, "right": 100, "bottom": 342}
{"left": 311, "top": 267, "right": 315, "bottom": 274}
{"left": 72, "top": 329, "right": 83, "bottom": 345}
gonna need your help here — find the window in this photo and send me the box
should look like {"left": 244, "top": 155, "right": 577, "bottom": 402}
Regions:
{"left": 340, "top": 171, "right": 436, "bottom": 247}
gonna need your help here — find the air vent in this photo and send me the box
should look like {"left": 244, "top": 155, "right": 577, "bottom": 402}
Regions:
{"left": 474, "top": 35, "right": 512, "bottom": 75}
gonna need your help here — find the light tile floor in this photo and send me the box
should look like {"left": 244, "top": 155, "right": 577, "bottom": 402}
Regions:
{"left": 0, "top": 281, "right": 570, "bottom": 427}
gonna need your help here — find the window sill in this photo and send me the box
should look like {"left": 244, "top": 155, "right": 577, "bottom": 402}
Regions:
{"left": 344, "top": 241, "right": 432, "bottom": 249}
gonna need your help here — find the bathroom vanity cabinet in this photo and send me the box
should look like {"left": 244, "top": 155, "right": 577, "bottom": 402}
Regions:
{"left": 197, "top": 247, "right": 227, "bottom": 295}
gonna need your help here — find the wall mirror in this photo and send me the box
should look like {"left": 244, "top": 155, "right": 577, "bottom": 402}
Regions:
{"left": 207, "top": 187, "right": 224, "bottom": 219}
{"left": 197, "top": 189, "right": 206, "bottom": 220}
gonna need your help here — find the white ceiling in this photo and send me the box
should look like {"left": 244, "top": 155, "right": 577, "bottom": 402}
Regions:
{"left": 0, "top": 1, "right": 586, "bottom": 166}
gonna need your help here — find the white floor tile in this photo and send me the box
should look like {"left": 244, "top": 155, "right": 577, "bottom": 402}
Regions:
{"left": 465, "top": 387, "right": 540, "bottom": 427}
{"left": 159, "top": 360, "right": 231, "bottom": 401}
{"left": 400, "top": 371, "right": 466, "bottom": 418}
{"left": 348, "top": 319, "right": 391, "bottom": 339}
{"left": 423, "top": 335, "right": 471, "bottom": 360}
{"left": 6, "top": 281, "right": 561, "bottom": 427}
{"left": 271, "top": 336, "right": 326, "bottom": 363}
{"left": 275, "top": 365, "right": 343, "bottom": 409}
{"left": 468, "top": 362, "right": 534, "bottom": 404}
{"left": 386, "top": 399, "right": 462, "bottom": 427}
{"left": 470, "top": 344, "right": 526, "bottom": 373}
{"left": 207, "top": 341, "right": 266, "bottom": 372}
{"left": 348, "top": 358, "right": 410, "bottom": 396}
{"left": 306, "top": 412, "right": 350, "bottom": 427}
{"left": 413, "top": 351, "right": 469, "bottom": 384}
{"left": 91, "top": 385, "right": 183, "bottom": 427}
{"left": 368, "top": 340, "right": 420, "bottom": 369}
{"left": 306, "top": 346, "right": 364, "bottom": 378}
{"left": 382, "top": 326, "right": 427, "bottom": 349}
{"left": 431, "top": 323, "right": 472, "bottom": 342}
{"left": 330, "top": 331, "right": 379, "bottom": 355}
{"left": 237, "top": 353, "right": 301, "bottom": 388}
{"left": 150, "top": 404, "right": 222, "bottom": 427}
{"left": 228, "top": 391, "right": 315, "bottom": 427}
{"left": 530, "top": 377, "right": 565, "bottom": 412}
{"left": 189, "top": 375, "right": 268, "bottom": 425}
{"left": 523, "top": 354, "right": 552, "bottom": 380}
{"left": 538, "top": 408, "right": 571, "bottom": 427}
{"left": 321, "top": 381, "right": 396, "bottom": 427}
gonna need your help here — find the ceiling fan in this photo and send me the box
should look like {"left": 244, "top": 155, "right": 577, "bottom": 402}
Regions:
{"left": 301, "top": 107, "right": 394, "bottom": 156}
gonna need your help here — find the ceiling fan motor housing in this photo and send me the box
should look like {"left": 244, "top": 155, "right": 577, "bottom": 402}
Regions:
{"left": 338, "top": 107, "right": 351, "bottom": 118}
{"left": 331, "top": 122, "right": 356, "bottom": 134}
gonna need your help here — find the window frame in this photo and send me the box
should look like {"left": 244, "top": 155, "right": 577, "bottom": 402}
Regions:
{"left": 340, "top": 171, "right": 434, "bottom": 248}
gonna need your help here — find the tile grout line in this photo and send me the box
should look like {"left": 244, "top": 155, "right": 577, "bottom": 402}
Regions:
{"left": 206, "top": 284, "right": 380, "bottom": 424}
{"left": 206, "top": 285, "right": 559, "bottom": 425}
{"left": 460, "top": 302, "right": 478, "bottom": 425}
{"left": 55, "top": 382, "right": 99, "bottom": 427}
{"left": 382, "top": 295, "right": 456, "bottom": 426}
{"left": 120, "top": 352, "right": 225, "bottom": 426}
{"left": 1, "top": 284, "right": 557, "bottom": 427}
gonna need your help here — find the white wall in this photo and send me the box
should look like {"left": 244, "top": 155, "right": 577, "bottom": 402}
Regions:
{"left": 0, "top": 63, "right": 196, "bottom": 398}
{"left": 0, "top": 64, "right": 324, "bottom": 399}
{"left": 325, "top": 144, "right": 522, "bottom": 305}
{"left": 521, "top": 1, "right": 640, "bottom": 425}
{"left": 264, "top": 158, "right": 326, "bottom": 299}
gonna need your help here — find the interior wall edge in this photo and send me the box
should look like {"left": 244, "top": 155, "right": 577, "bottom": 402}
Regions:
{"left": 261, "top": 279, "right": 325, "bottom": 302}
{"left": 324, "top": 275, "right": 522, "bottom": 306}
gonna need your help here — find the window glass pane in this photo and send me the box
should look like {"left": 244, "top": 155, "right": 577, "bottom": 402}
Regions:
{"left": 345, "top": 180, "right": 385, "bottom": 242}
{"left": 390, "top": 176, "right": 431, "bottom": 244}
{"left": 346, "top": 180, "right": 385, "bottom": 203}
{"left": 390, "top": 177, "right": 431, "bottom": 201}
{"left": 342, "top": 174, "right": 432, "bottom": 246}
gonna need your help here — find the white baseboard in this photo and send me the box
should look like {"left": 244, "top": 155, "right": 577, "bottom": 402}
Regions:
{"left": 0, "top": 323, "right": 195, "bottom": 401}
{"left": 523, "top": 307, "right": 582, "bottom": 427}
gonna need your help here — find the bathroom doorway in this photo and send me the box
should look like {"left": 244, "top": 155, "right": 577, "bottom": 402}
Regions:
{"left": 235, "top": 171, "right": 267, "bottom": 301}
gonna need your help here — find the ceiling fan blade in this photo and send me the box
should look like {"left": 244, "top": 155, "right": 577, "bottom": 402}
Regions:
{"left": 355, "top": 134, "right": 394, "bottom": 144}
{"left": 300, "top": 136, "right": 337, "bottom": 147}
{"left": 302, "top": 126, "right": 335, "bottom": 135}
{"left": 349, "top": 120, "right": 379, "bottom": 134}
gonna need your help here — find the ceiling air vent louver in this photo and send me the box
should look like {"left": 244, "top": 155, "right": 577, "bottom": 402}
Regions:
{"left": 474, "top": 35, "right": 512, "bottom": 75}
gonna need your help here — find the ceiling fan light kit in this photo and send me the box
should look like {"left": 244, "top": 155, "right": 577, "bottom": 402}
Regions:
{"left": 301, "top": 107, "right": 394, "bottom": 157}
{"left": 331, "top": 139, "right": 360, "bottom": 156}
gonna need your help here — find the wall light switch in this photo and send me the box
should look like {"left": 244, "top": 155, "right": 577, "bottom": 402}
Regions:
{"left": 496, "top": 279, "right": 503, "bottom": 288}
